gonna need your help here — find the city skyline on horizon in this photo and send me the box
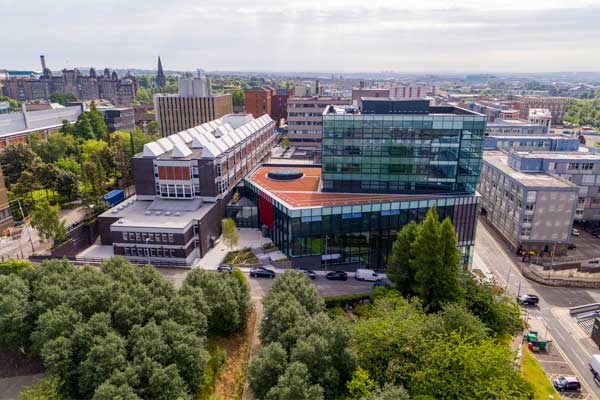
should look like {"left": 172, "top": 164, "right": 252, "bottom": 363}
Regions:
{"left": 3, "top": 0, "right": 600, "bottom": 74}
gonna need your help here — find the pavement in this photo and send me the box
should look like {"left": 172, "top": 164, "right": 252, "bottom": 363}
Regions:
{"left": 0, "top": 374, "right": 46, "bottom": 400}
{"left": 474, "top": 220, "right": 600, "bottom": 399}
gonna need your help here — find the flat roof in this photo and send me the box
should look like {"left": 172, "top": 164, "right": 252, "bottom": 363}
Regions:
{"left": 248, "top": 166, "right": 467, "bottom": 209}
{"left": 513, "top": 151, "right": 600, "bottom": 160}
{"left": 99, "top": 196, "right": 215, "bottom": 230}
{"left": 484, "top": 151, "right": 576, "bottom": 189}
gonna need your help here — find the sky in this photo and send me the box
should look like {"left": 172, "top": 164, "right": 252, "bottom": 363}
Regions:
{"left": 2, "top": 0, "right": 600, "bottom": 73}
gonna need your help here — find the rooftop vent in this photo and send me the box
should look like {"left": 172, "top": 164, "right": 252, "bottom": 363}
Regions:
{"left": 165, "top": 211, "right": 172, "bottom": 216}
{"left": 267, "top": 169, "right": 304, "bottom": 181}
{"left": 145, "top": 211, "right": 152, "bottom": 215}
{"left": 175, "top": 212, "right": 181, "bottom": 216}
{"left": 155, "top": 211, "right": 162, "bottom": 215}
{"left": 117, "top": 219, "right": 125, "bottom": 224}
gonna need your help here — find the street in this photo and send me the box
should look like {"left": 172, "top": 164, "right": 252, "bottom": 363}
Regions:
{"left": 474, "top": 220, "right": 600, "bottom": 399}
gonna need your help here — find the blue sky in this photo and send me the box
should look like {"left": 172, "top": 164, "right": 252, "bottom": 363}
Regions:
{"left": 2, "top": 0, "right": 600, "bottom": 72}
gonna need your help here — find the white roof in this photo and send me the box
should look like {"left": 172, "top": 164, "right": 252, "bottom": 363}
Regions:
{"left": 139, "top": 113, "right": 273, "bottom": 159}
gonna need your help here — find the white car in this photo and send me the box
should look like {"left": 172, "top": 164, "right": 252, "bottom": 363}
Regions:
{"left": 572, "top": 229, "right": 580, "bottom": 236}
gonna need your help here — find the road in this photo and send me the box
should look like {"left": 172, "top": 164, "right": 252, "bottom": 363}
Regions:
{"left": 474, "top": 220, "right": 600, "bottom": 399}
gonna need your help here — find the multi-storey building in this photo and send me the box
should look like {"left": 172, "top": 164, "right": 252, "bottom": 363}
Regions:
{"left": 271, "top": 88, "right": 292, "bottom": 124}
{"left": 98, "top": 113, "right": 276, "bottom": 265}
{"left": 484, "top": 135, "right": 580, "bottom": 152}
{"left": 351, "top": 89, "right": 389, "bottom": 108}
{"left": 1, "top": 57, "right": 137, "bottom": 106}
{"left": 479, "top": 151, "right": 578, "bottom": 255}
{"left": 102, "top": 108, "right": 135, "bottom": 133}
{"left": 0, "top": 167, "right": 13, "bottom": 234}
{"left": 244, "top": 86, "right": 273, "bottom": 119}
{"left": 528, "top": 108, "right": 552, "bottom": 134}
{"left": 486, "top": 119, "right": 549, "bottom": 136}
{"left": 286, "top": 96, "right": 352, "bottom": 148}
{"left": 518, "top": 96, "right": 567, "bottom": 124}
{"left": 0, "top": 105, "right": 82, "bottom": 148}
{"left": 242, "top": 98, "right": 486, "bottom": 270}
{"left": 154, "top": 76, "right": 232, "bottom": 137}
{"left": 506, "top": 151, "right": 600, "bottom": 222}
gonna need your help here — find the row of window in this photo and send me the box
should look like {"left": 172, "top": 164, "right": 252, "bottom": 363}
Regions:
{"left": 123, "top": 246, "right": 178, "bottom": 258}
{"left": 567, "top": 162, "right": 594, "bottom": 171}
{"left": 121, "top": 231, "right": 175, "bottom": 243}
{"left": 157, "top": 183, "right": 197, "bottom": 198}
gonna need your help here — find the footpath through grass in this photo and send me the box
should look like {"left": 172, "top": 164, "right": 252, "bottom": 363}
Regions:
{"left": 521, "top": 348, "right": 560, "bottom": 400}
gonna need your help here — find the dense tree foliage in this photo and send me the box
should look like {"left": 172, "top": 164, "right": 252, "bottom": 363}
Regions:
{"left": 49, "top": 92, "right": 78, "bottom": 106}
{"left": 249, "top": 271, "right": 355, "bottom": 399}
{"left": 0, "top": 257, "right": 250, "bottom": 399}
{"left": 565, "top": 96, "right": 600, "bottom": 128}
{"left": 30, "top": 200, "right": 67, "bottom": 243}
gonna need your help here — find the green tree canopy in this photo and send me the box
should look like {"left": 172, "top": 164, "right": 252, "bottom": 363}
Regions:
{"left": 49, "top": 92, "right": 78, "bottom": 106}
{"left": 30, "top": 200, "right": 66, "bottom": 243}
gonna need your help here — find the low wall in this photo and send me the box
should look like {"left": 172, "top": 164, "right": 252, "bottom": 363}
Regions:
{"left": 522, "top": 265, "right": 600, "bottom": 289}
{"left": 51, "top": 220, "right": 100, "bottom": 258}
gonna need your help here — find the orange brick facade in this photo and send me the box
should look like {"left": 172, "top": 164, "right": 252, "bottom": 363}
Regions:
{"left": 245, "top": 87, "right": 274, "bottom": 119}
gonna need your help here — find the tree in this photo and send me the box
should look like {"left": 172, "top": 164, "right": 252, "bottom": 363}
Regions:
{"left": 30, "top": 200, "right": 67, "bottom": 243}
{"left": 19, "top": 375, "right": 62, "bottom": 400}
{"left": 36, "top": 163, "right": 60, "bottom": 201}
{"left": 89, "top": 102, "right": 109, "bottom": 142}
{"left": 60, "top": 120, "right": 75, "bottom": 136}
{"left": 386, "top": 221, "right": 418, "bottom": 296}
{"left": 56, "top": 157, "right": 82, "bottom": 176}
{"left": 11, "top": 170, "right": 41, "bottom": 201}
{"left": 231, "top": 89, "right": 245, "bottom": 107}
{"left": 49, "top": 92, "right": 78, "bottom": 106}
{"left": 363, "top": 384, "right": 410, "bottom": 400}
{"left": 270, "top": 270, "right": 323, "bottom": 315}
{"left": 261, "top": 291, "right": 310, "bottom": 346}
{"left": 55, "top": 170, "right": 80, "bottom": 201}
{"left": 347, "top": 367, "right": 377, "bottom": 399}
{"left": 30, "top": 132, "right": 78, "bottom": 164}
{"left": 74, "top": 113, "right": 95, "bottom": 141}
{"left": 0, "top": 274, "right": 30, "bottom": 350}
{"left": 265, "top": 362, "right": 324, "bottom": 400}
{"left": 135, "top": 87, "right": 153, "bottom": 104}
{"left": 280, "top": 135, "right": 290, "bottom": 149}
{"left": 182, "top": 269, "right": 250, "bottom": 334}
{"left": 0, "top": 95, "right": 21, "bottom": 111}
{"left": 426, "top": 303, "right": 490, "bottom": 339}
{"left": 248, "top": 342, "right": 288, "bottom": 400}
{"left": 93, "top": 381, "right": 142, "bottom": 400}
{"left": 0, "top": 143, "right": 41, "bottom": 185}
{"left": 221, "top": 217, "right": 239, "bottom": 250}
{"left": 146, "top": 120, "right": 160, "bottom": 136}
{"left": 408, "top": 332, "right": 533, "bottom": 400}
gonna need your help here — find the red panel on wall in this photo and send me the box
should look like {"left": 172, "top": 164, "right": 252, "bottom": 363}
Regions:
{"left": 258, "top": 191, "right": 274, "bottom": 230}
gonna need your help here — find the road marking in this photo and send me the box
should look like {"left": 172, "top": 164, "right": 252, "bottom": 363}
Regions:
{"left": 551, "top": 332, "right": 597, "bottom": 399}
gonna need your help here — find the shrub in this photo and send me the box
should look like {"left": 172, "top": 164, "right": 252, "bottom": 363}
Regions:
{"left": 323, "top": 293, "right": 372, "bottom": 309}
{"left": 0, "top": 259, "right": 31, "bottom": 273}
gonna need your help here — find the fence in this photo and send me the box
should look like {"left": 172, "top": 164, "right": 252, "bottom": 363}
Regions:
{"left": 29, "top": 254, "right": 191, "bottom": 269}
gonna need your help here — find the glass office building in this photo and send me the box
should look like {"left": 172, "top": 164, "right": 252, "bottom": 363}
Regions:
{"left": 322, "top": 100, "right": 487, "bottom": 194}
{"left": 239, "top": 99, "right": 486, "bottom": 271}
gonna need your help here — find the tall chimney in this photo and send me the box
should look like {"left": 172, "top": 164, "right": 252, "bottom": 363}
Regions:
{"left": 40, "top": 55, "right": 47, "bottom": 72}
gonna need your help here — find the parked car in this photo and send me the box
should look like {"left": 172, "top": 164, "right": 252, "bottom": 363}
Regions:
{"left": 594, "top": 232, "right": 600, "bottom": 239}
{"left": 568, "top": 243, "right": 577, "bottom": 250}
{"left": 326, "top": 271, "right": 348, "bottom": 281}
{"left": 572, "top": 228, "right": 580, "bottom": 236}
{"left": 517, "top": 294, "right": 540, "bottom": 306}
{"left": 553, "top": 376, "right": 581, "bottom": 392}
{"left": 217, "top": 265, "right": 232, "bottom": 273}
{"left": 589, "top": 354, "right": 600, "bottom": 379}
{"left": 250, "top": 267, "right": 276, "bottom": 278}
{"left": 295, "top": 269, "right": 316, "bottom": 279}
{"left": 355, "top": 268, "right": 381, "bottom": 282}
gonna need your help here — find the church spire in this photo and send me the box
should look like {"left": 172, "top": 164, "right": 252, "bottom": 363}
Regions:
{"left": 156, "top": 56, "right": 166, "bottom": 88}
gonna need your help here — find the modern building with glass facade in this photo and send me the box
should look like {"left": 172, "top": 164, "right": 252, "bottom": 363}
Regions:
{"left": 240, "top": 99, "right": 486, "bottom": 270}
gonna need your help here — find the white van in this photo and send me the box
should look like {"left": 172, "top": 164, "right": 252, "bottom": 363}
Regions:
{"left": 355, "top": 269, "right": 381, "bottom": 282}
{"left": 589, "top": 354, "right": 600, "bottom": 380}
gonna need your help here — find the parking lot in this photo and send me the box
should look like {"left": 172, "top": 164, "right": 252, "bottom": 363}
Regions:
{"left": 569, "top": 227, "right": 600, "bottom": 259}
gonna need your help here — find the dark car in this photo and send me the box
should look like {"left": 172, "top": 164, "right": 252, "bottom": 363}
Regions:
{"left": 250, "top": 267, "right": 276, "bottom": 278}
{"left": 295, "top": 269, "right": 317, "bottom": 280}
{"left": 326, "top": 271, "right": 348, "bottom": 281}
{"left": 517, "top": 294, "right": 540, "bottom": 306}
{"left": 553, "top": 376, "right": 581, "bottom": 392}
{"left": 217, "top": 265, "right": 232, "bottom": 273}
{"left": 568, "top": 243, "right": 577, "bottom": 250}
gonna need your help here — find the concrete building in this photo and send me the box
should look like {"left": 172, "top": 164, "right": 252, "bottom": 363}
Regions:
{"left": 518, "top": 96, "right": 567, "bottom": 124}
{"left": 293, "top": 81, "right": 323, "bottom": 97}
{"left": 506, "top": 151, "right": 600, "bottom": 222}
{"left": 484, "top": 135, "right": 580, "bottom": 152}
{"left": 528, "top": 108, "right": 552, "bottom": 134}
{"left": 499, "top": 109, "right": 520, "bottom": 119}
{"left": 244, "top": 87, "right": 273, "bottom": 119}
{"left": 240, "top": 99, "right": 486, "bottom": 270}
{"left": 0, "top": 105, "right": 82, "bottom": 148}
{"left": 286, "top": 96, "right": 352, "bottom": 147}
{"left": 102, "top": 108, "right": 135, "bottom": 133}
{"left": 97, "top": 113, "right": 276, "bottom": 265}
{"left": 351, "top": 88, "right": 389, "bottom": 108}
{"left": 486, "top": 119, "right": 550, "bottom": 136}
{"left": 154, "top": 78, "right": 233, "bottom": 136}
{"left": 479, "top": 151, "right": 578, "bottom": 255}
{"left": 0, "top": 167, "right": 13, "bottom": 234}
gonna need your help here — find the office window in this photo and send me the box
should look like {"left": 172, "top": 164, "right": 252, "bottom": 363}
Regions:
{"left": 582, "top": 163, "right": 594, "bottom": 171}
{"left": 129, "top": 232, "right": 135, "bottom": 241}
{"left": 122, "top": 232, "right": 128, "bottom": 241}
{"left": 135, "top": 232, "right": 141, "bottom": 242}
{"left": 124, "top": 247, "right": 130, "bottom": 256}
{"left": 168, "top": 234, "right": 175, "bottom": 243}
{"left": 162, "top": 233, "right": 168, "bottom": 242}
{"left": 568, "top": 163, "right": 580, "bottom": 171}
{"left": 148, "top": 233, "right": 154, "bottom": 242}
{"left": 578, "top": 197, "right": 586, "bottom": 205}
{"left": 150, "top": 248, "right": 156, "bottom": 257}
{"left": 525, "top": 203, "right": 535, "bottom": 211}
{"left": 170, "top": 249, "right": 176, "bottom": 257}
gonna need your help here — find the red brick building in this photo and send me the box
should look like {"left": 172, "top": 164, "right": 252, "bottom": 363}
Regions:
{"left": 245, "top": 86, "right": 274, "bottom": 119}
{"left": 271, "top": 88, "right": 293, "bottom": 125}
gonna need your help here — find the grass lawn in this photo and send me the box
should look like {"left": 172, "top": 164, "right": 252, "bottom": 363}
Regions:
{"left": 521, "top": 348, "right": 560, "bottom": 400}
{"left": 223, "top": 248, "right": 259, "bottom": 265}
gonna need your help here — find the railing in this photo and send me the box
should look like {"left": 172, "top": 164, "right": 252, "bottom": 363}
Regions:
{"left": 29, "top": 254, "right": 191, "bottom": 269}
